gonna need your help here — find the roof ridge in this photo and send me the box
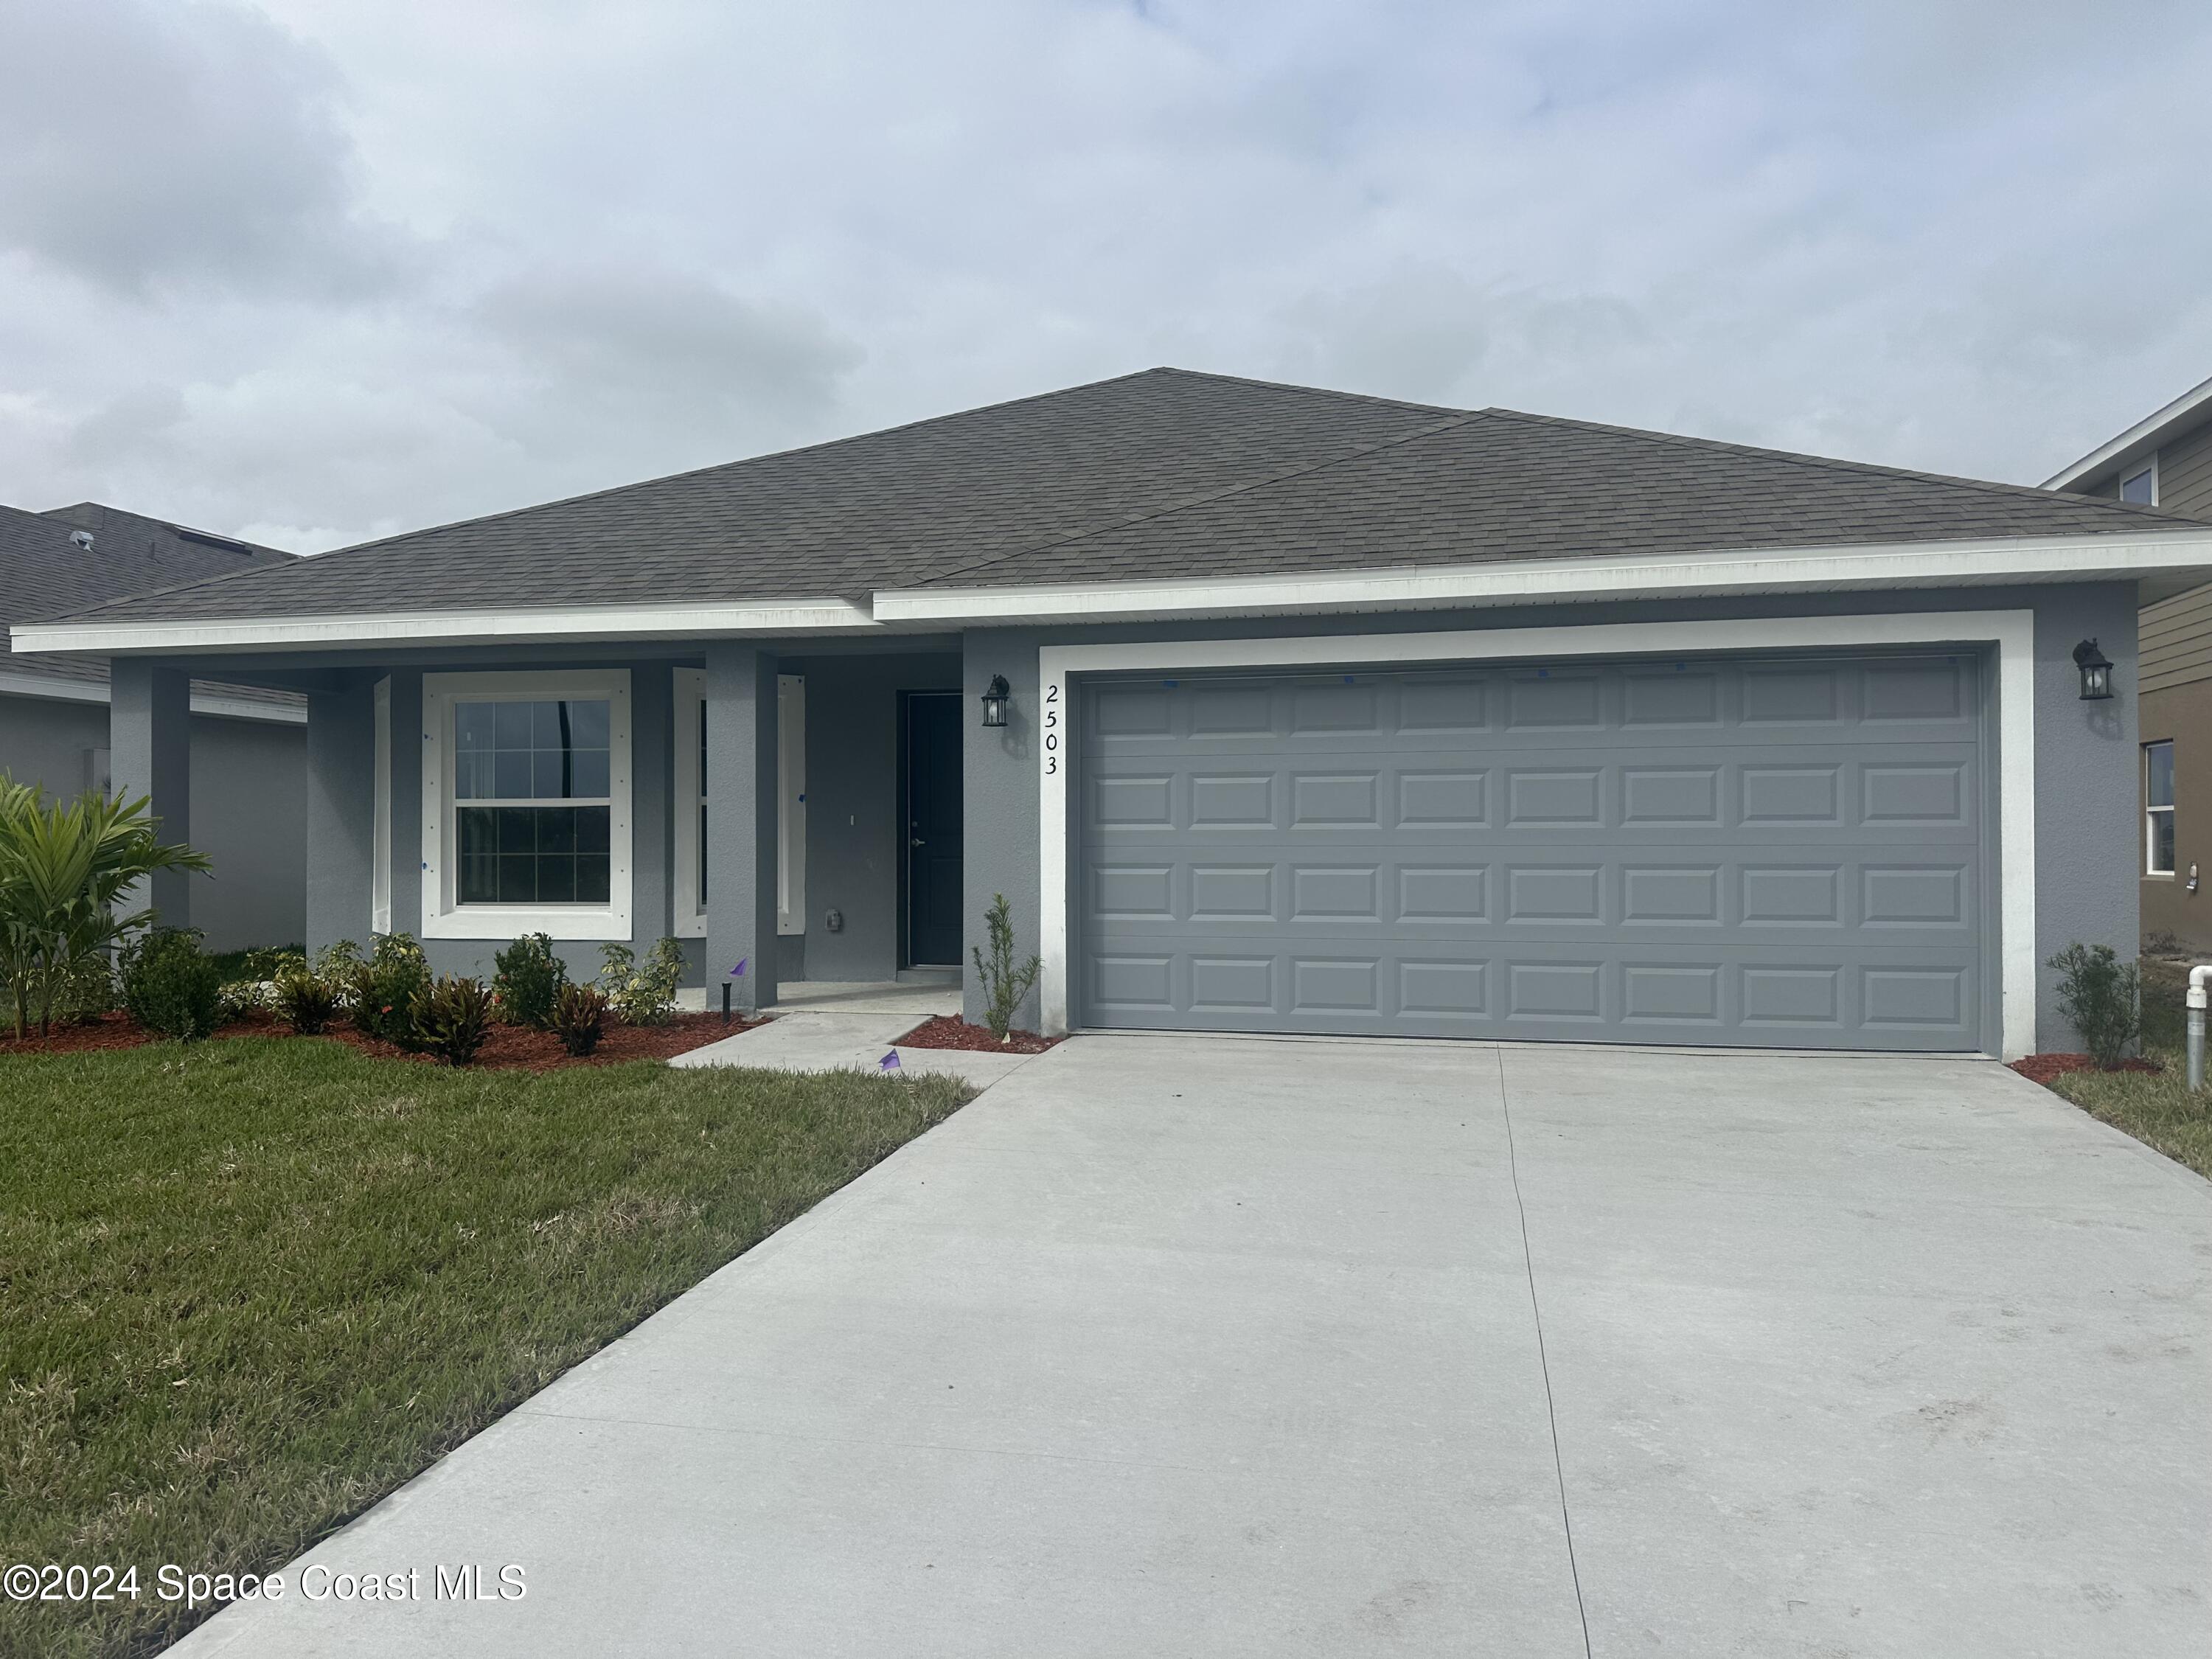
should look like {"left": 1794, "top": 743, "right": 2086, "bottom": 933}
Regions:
{"left": 51, "top": 367, "right": 1461, "bottom": 624}
{"left": 1478, "top": 407, "right": 2212, "bottom": 528}
{"left": 910, "top": 407, "right": 1496, "bottom": 589}
{"left": 1147, "top": 366, "right": 1464, "bottom": 419}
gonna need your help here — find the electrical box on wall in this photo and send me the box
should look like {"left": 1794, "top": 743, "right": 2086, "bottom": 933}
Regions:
{"left": 825, "top": 908, "right": 844, "bottom": 932}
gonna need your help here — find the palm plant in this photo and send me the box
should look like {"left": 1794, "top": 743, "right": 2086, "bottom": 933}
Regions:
{"left": 0, "top": 774, "right": 212, "bottom": 1038}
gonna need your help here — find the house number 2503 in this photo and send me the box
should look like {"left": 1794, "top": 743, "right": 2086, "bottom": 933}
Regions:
{"left": 1042, "top": 682, "right": 1060, "bottom": 775}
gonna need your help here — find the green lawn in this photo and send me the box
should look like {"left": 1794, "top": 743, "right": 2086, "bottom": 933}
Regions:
{"left": 2045, "top": 959, "right": 2212, "bottom": 1183}
{"left": 0, "top": 1037, "right": 970, "bottom": 1658}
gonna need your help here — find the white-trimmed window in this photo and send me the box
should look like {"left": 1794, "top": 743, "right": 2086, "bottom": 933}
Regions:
{"left": 421, "top": 670, "right": 632, "bottom": 939}
{"left": 672, "top": 670, "right": 804, "bottom": 939}
{"left": 372, "top": 677, "right": 392, "bottom": 934}
{"left": 2121, "top": 457, "right": 2158, "bottom": 505}
{"left": 2146, "top": 739, "right": 2176, "bottom": 875}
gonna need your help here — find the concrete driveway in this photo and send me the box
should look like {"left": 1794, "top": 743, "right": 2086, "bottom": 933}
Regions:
{"left": 173, "top": 1038, "right": 2211, "bottom": 1658}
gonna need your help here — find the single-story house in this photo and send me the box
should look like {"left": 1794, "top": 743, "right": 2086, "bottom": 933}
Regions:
{"left": 2043, "top": 372, "right": 2212, "bottom": 954}
{"left": 18, "top": 369, "right": 2212, "bottom": 1057}
{"left": 1, "top": 501, "right": 309, "bottom": 951}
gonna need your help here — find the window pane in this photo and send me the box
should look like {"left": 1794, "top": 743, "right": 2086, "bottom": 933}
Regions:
{"left": 457, "top": 807, "right": 499, "bottom": 902}
{"left": 2152, "top": 810, "right": 2176, "bottom": 873}
{"left": 2121, "top": 467, "right": 2156, "bottom": 505}
{"left": 498, "top": 855, "right": 537, "bottom": 904}
{"left": 698, "top": 801, "right": 708, "bottom": 905}
{"left": 495, "top": 751, "right": 535, "bottom": 799}
{"left": 578, "top": 805, "right": 611, "bottom": 855}
{"left": 538, "top": 806, "right": 578, "bottom": 854}
{"left": 532, "top": 749, "right": 569, "bottom": 799}
{"left": 698, "top": 700, "right": 707, "bottom": 792}
{"left": 494, "top": 700, "right": 535, "bottom": 748}
{"left": 456, "top": 703, "right": 497, "bottom": 752}
{"left": 536, "top": 855, "right": 577, "bottom": 903}
{"left": 571, "top": 748, "right": 610, "bottom": 799}
{"left": 577, "top": 855, "right": 611, "bottom": 904}
{"left": 568, "top": 699, "right": 611, "bottom": 749}
{"left": 453, "top": 751, "right": 485, "bottom": 800}
{"left": 2148, "top": 741, "right": 2174, "bottom": 808}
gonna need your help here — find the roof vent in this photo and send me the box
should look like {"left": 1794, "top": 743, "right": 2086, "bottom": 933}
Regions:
{"left": 69, "top": 529, "right": 94, "bottom": 552}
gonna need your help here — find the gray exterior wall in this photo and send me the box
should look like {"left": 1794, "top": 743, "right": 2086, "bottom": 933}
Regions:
{"left": 785, "top": 651, "right": 962, "bottom": 982}
{"left": 0, "top": 686, "right": 307, "bottom": 951}
{"left": 961, "top": 583, "right": 2141, "bottom": 1054}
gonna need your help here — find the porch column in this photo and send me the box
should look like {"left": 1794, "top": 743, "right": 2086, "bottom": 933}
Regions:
{"left": 305, "top": 675, "right": 376, "bottom": 956}
{"left": 109, "top": 659, "right": 194, "bottom": 931}
{"left": 704, "top": 643, "right": 779, "bottom": 1013}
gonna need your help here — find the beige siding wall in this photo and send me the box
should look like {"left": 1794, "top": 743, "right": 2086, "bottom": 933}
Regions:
{"left": 2143, "top": 582, "right": 2212, "bottom": 693}
{"left": 2157, "top": 417, "right": 2212, "bottom": 516}
{"left": 2141, "top": 677, "right": 2212, "bottom": 953}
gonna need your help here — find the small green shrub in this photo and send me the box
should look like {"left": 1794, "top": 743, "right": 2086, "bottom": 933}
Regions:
{"left": 273, "top": 967, "right": 339, "bottom": 1034}
{"left": 552, "top": 981, "right": 609, "bottom": 1057}
{"left": 412, "top": 975, "right": 493, "bottom": 1065}
{"left": 493, "top": 932, "right": 568, "bottom": 1029}
{"left": 52, "top": 953, "right": 116, "bottom": 1025}
{"left": 2050, "top": 942, "right": 2142, "bottom": 1071}
{"left": 971, "top": 892, "right": 1041, "bottom": 1041}
{"left": 599, "top": 937, "right": 684, "bottom": 1026}
{"left": 119, "top": 928, "right": 224, "bottom": 1041}
{"left": 348, "top": 933, "right": 431, "bottom": 1048}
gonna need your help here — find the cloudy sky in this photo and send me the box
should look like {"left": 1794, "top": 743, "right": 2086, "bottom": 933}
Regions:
{"left": 2, "top": 0, "right": 2208, "bottom": 552}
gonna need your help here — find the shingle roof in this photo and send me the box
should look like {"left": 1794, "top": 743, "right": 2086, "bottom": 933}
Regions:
{"left": 0, "top": 503, "right": 299, "bottom": 709}
{"left": 44, "top": 368, "right": 2208, "bottom": 627}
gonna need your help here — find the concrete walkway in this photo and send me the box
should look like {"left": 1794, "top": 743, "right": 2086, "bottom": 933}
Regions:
{"left": 169, "top": 1038, "right": 2211, "bottom": 1658}
{"left": 672, "top": 980, "right": 1040, "bottom": 1088}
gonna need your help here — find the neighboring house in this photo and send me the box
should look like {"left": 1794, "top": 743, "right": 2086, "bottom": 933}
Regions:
{"left": 1, "top": 501, "right": 309, "bottom": 951}
{"left": 18, "top": 369, "right": 2212, "bottom": 1058}
{"left": 2044, "top": 373, "right": 2212, "bottom": 954}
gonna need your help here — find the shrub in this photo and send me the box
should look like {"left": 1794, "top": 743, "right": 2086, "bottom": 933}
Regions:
{"left": 52, "top": 952, "right": 116, "bottom": 1025}
{"left": 0, "top": 773, "right": 210, "bottom": 1037}
{"left": 493, "top": 932, "right": 568, "bottom": 1029}
{"left": 273, "top": 967, "right": 339, "bottom": 1034}
{"left": 348, "top": 932, "right": 432, "bottom": 1048}
{"left": 599, "top": 937, "right": 684, "bottom": 1026}
{"left": 119, "top": 928, "right": 224, "bottom": 1041}
{"left": 971, "top": 892, "right": 1041, "bottom": 1041}
{"left": 552, "top": 981, "right": 609, "bottom": 1057}
{"left": 412, "top": 975, "right": 493, "bottom": 1065}
{"left": 2050, "top": 942, "right": 2142, "bottom": 1071}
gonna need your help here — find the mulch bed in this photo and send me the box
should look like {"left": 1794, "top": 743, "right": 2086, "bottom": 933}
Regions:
{"left": 893, "top": 1015, "right": 1063, "bottom": 1056}
{"left": 0, "top": 1009, "right": 759, "bottom": 1072}
{"left": 2008, "top": 1052, "right": 2164, "bottom": 1085}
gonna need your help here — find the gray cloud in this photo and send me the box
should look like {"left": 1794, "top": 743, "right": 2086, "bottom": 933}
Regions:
{"left": 0, "top": 0, "right": 398, "bottom": 297}
{"left": 0, "top": 0, "right": 2208, "bottom": 551}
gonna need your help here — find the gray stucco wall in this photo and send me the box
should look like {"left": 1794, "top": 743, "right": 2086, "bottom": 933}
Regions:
{"left": 960, "top": 584, "right": 2143, "bottom": 1053}
{"left": 1, "top": 686, "right": 308, "bottom": 952}
{"left": 786, "top": 651, "right": 962, "bottom": 982}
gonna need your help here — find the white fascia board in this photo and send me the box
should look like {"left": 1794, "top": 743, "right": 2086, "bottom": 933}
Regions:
{"left": 10, "top": 598, "right": 880, "bottom": 657}
{"left": 0, "top": 667, "right": 304, "bottom": 723}
{"left": 874, "top": 529, "right": 2212, "bottom": 626}
{"left": 2042, "top": 372, "right": 2212, "bottom": 491}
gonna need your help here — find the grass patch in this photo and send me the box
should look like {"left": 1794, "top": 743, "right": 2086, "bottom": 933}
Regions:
{"left": 0, "top": 1037, "right": 970, "bottom": 1658}
{"left": 2045, "top": 959, "right": 2212, "bottom": 1183}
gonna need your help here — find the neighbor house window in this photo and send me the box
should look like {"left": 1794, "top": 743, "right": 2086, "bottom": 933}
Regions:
{"left": 2121, "top": 459, "right": 2158, "bottom": 505}
{"left": 420, "top": 670, "right": 632, "bottom": 940}
{"left": 2146, "top": 740, "right": 2176, "bottom": 874}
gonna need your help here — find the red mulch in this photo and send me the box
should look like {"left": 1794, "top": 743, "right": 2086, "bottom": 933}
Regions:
{"left": 2008, "top": 1052, "right": 2164, "bottom": 1085}
{"left": 893, "top": 1015, "right": 1063, "bottom": 1055}
{"left": 0, "top": 1009, "right": 760, "bottom": 1072}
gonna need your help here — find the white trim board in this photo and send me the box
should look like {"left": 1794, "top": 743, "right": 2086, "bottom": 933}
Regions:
{"left": 0, "top": 669, "right": 306, "bottom": 723}
{"left": 883, "top": 529, "right": 2212, "bottom": 626}
{"left": 14, "top": 599, "right": 877, "bottom": 656}
{"left": 419, "top": 669, "right": 633, "bottom": 942}
{"left": 1036, "top": 611, "right": 2039, "bottom": 1059}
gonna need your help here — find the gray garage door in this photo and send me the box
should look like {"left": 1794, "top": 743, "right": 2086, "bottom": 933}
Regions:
{"left": 1075, "top": 653, "right": 1991, "bottom": 1051}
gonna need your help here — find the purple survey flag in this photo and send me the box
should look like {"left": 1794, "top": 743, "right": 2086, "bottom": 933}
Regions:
{"left": 728, "top": 958, "right": 747, "bottom": 978}
{"left": 880, "top": 1051, "right": 901, "bottom": 1071}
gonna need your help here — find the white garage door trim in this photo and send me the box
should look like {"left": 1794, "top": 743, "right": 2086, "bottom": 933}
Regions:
{"left": 1037, "top": 610, "right": 2037, "bottom": 1057}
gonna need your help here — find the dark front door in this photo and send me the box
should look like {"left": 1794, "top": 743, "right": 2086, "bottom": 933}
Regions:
{"left": 904, "top": 692, "right": 964, "bottom": 967}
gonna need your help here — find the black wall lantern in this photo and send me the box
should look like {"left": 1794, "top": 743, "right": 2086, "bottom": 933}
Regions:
{"left": 2072, "top": 638, "right": 2115, "bottom": 701}
{"left": 981, "top": 674, "right": 1011, "bottom": 728}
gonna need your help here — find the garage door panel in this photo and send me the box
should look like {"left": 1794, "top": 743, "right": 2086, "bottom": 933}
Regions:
{"left": 1077, "top": 655, "right": 1989, "bottom": 1050}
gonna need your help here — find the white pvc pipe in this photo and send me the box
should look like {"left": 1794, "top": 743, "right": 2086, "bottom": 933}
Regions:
{"left": 2188, "top": 966, "right": 2211, "bottom": 1093}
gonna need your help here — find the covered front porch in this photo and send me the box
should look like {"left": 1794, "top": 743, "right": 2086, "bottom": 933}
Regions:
{"left": 103, "top": 640, "right": 978, "bottom": 1015}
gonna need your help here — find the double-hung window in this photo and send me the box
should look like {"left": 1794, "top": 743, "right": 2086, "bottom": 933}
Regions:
{"left": 2121, "top": 459, "right": 2159, "bottom": 505}
{"left": 2146, "top": 739, "right": 2176, "bottom": 875}
{"left": 422, "top": 671, "right": 632, "bottom": 939}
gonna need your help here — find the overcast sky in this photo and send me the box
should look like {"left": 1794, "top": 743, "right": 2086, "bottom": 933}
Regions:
{"left": 2, "top": 0, "right": 2208, "bottom": 552}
